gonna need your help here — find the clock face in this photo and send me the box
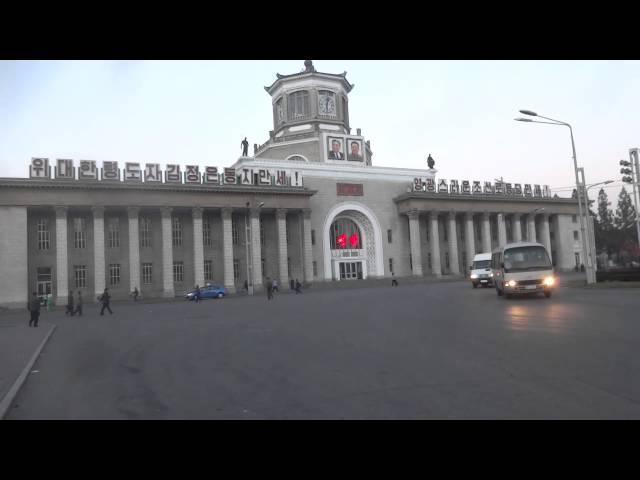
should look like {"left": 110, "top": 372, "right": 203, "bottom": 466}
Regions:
{"left": 319, "top": 94, "right": 336, "bottom": 115}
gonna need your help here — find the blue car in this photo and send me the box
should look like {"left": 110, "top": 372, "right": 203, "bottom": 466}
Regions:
{"left": 185, "top": 285, "right": 227, "bottom": 300}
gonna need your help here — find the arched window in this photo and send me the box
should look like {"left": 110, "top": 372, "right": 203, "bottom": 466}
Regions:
{"left": 288, "top": 90, "right": 310, "bottom": 120}
{"left": 318, "top": 90, "right": 336, "bottom": 117}
{"left": 286, "top": 154, "right": 307, "bottom": 162}
{"left": 330, "top": 218, "right": 362, "bottom": 249}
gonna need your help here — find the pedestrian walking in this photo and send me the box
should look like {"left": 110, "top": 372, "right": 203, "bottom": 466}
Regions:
{"left": 132, "top": 287, "right": 139, "bottom": 302}
{"left": 265, "top": 277, "right": 274, "bottom": 300}
{"left": 290, "top": 279, "right": 295, "bottom": 291}
{"left": 194, "top": 284, "right": 201, "bottom": 303}
{"left": 28, "top": 292, "right": 40, "bottom": 327}
{"left": 74, "top": 290, "right": 83, "bottom": 316}
{"left": 391, "top": 273, "right": 398, "bottom": 287}
{"left": 65, "top": 290, "right": 75, "bottom": 316}
{"left": 272, "top": 279, "right": 279, "bottom": 293}
{"left": 100, "top": 288, "right": 113, "bottom": 316}
{"left": 295, "top": 279, "right": 302, "bottom": 294}
{"left": 244, "top": 279, "right": 249, "bottom": 293}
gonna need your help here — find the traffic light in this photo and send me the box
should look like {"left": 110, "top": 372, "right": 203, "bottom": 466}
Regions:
{"left": 620, "top": 159, "right": 634, "bottom": 183}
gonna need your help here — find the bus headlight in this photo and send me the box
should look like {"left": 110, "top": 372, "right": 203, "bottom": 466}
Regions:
{"left": 543, "top": 276, "right": 555, "bottom": 286}
{"left": 470, "top": 274, "right": 478, "bottom": 279}
{"left": 506, "top": 280, "right": 517, "bottom": 288}
{"left": 489, "top": 272, "right": 494, "bottom": 277}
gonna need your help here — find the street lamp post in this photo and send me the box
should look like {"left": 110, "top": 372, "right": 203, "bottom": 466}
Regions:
{"left": 515, "top": 110, "right": 595, "bottom": 284}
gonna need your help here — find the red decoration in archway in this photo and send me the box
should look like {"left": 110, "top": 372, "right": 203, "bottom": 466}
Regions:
{"left": 349, "top": 233, "right": 360, "bottom": 248}
{"left": 336, "top": 233, "right": 347, "bottom": 248}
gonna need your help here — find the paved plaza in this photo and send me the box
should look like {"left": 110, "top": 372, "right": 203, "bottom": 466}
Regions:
{"left": 5, "top": 281, "right": 640, "bottom": 419}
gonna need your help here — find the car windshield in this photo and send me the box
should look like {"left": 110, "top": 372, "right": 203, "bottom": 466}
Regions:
{"left": 503, "top": 246, "right": 552, "bottom": 273}
{"left": 472, "top": 260, "right": 491, "bottom": 270}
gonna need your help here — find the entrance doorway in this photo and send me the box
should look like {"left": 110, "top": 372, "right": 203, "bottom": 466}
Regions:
{"left": 37, "top": 267, "right": 52, "bottom": 300}
{"left": 339, "top": 261, "right": 363, "bottom": 280}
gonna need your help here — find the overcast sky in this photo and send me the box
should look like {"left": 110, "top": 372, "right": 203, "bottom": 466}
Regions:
{"left": 1, "top": 60, "right": 638, "bottom": 205}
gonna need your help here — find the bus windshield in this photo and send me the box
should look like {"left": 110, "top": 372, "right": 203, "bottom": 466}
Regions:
{"left": 472, "top": 260, "right": 491, "bottom": 270}
{"left": 503, "top": 246, "right": 552, "bottom": 273}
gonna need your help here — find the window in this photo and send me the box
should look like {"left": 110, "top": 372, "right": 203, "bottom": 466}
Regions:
{"left": 233, "top": 259, "right": 240, "bottom": 283}
{"left": 74, "top": 217, "right": 86, "bottom": 249}
{"left": 232, "top": 219, "right": 239, "bottom": 245}
{"left": 330, "top": 218, "right": 361, "bottom": 249}
{"left": 260, "top": 220, "right": 265, "bottom": 247}
{"left": 318, "top": 90, "right": 336, "bottom": 117}
{"left": 572, "top": 215, "right": 577, "bottom": 223}
{"left": 550, "top": 231, "right": 555, "bottom": 240}
{"left": 172, "top": 216, "right": 182, "bottom": 247}
{"left": 173, "top": 261, "right": 184, "bottom": 282}
{"left": 573, "top": 231, "right": 579, "bottom": 241}
{"left": 389, "top": 258, "right": 394, "bottom": 274}
{"left": 311, "top": 229, "right": 316, "bottom": 246}
{"left": 140, "top": 217, "right": 152, "bottom": 248}
{"left": 109, "top": 264, "right": 120, "bottom": 286}
{"left": 574, "top": 252, "right": 580, "bottom": 267}
{"left": 387, "top": 229, "right": 392, "bottom": 243}
{"left": 313, "top": 260, "right": 318, "bottom": 277}
{"left": 142, "top": 263, "right": 153, "bottom": 284}
{"left": 108, "top": 218, "right": 120, "bottom": 248}
{"left": 204, "top": 260, "right": 213, "bottom": 281}
{"left": 37, "top": 218, "right": 50, "bottom": 250}
{"left": 288, "top": 90, "right": 310, "bottom": 120}
{"left": 74, "top": 265, "right": 86, "bottom": 288}
{"left": 288, "top": 155, "right": 306, "bottom": 162}
{"left": 203, "top": 217, "right": 212, "bottom": 247}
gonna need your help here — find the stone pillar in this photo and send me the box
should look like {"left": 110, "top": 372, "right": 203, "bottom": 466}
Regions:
{"left": 92, "top": 206, "right": 105, "bottom": 300}
{"left": 447, "top": 211, "right": 460, "bottom": 275}
{"left": 540, "top": 213, "right": 552, "bottom": 262}
{"left": 192, "top": 207, "right": 205, "bottom": 288}
{"left": 302, "top": 209, "right": 314, "bottom": 283}
{"left": 128, "top": 207, "right": 140, "bottom": 294}
{"left": 160, "top": 207, "right": 174, "bottom": 298}
{"left": 497, "top": 213, "right": 507, "bottom": 247}
{"left": 55, "top": 206, "right": 69, "bottom": 305}
{"left": 464, "top": 212, "right": 475, "bottom": 271}
{"left": 277, "top": 209, "right": 289, "bottom": 285}
{"left": 221, "top": 208, "right": 235, "bottom": 293}
{"left": 527, "top": 214, "right": 537, "bottom": 242}
{"left": 250, "top": 207, "right": 263, "bottom": 289}
{"left": 429, "top": 211, "right": 442, "bottom": 277}
{"left": 407, "top": 210, "right": 423, "bottom": 276}
{"left": 512, "top": 214, "right": 522, "bottom": 242}
{"left": 481, "top": 212, "right": 491, "bottom": 253}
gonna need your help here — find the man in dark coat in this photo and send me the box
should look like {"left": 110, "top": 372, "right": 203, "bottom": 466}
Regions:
{"left": 28, "top": 292, "right": 41, "bottom": 327}
{"left": 133, "top": 287, "right": 139, "bottom": 302}
{"left": 295, "top": 279, "right": 302, "bottom": 294}
{"left": 66, "top": 290, "right": 75, "bottom": 316}
{"left": 100, "top": 288, "right": 113, "bottom": 316}
{"left": 194, "top": 284, "right": 201, "bottom": 303}
{"left": 74, "top": 290, "right": 83, "bottom": 316}
{"left": 265, "top": 277, "right": 273, "bottom": 300}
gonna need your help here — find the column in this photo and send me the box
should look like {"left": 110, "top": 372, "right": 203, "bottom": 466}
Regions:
{"left": 407, "top": 210, "right": 423, "bottom": 276}
{"left": 250, "top": 207, "right": 263, "bottom": 289}
{"left": 277, "top": 209, "right": 289, "bottom": 285}
{"left": 527, "top": 214, "right": 537, "bottom": 242}
{"left": 128, "top": 207, "right": 140, "bottom": 294}
{"left": 221, "top": 208, "right": 235, "bottom": 293}
{"left": 429, "top": 211, "right": 442, "bottom": 277}
{"left": 55, "top": 206, "right": 68, "bottom": 305}
{"left": 192, "top": 207, "right": 204, "bottom": 287}
{"left": 447, "top": 211, "right": 460, "bottom": 275}
{"left": 160, "top": 207, "right": 174, "bottom": 298}
{"left": 464, "top": 212, "right": 475, "bottom": 271}
{"left": 540, "top": 213, "right": 552, "bottom": 262}
{"left": 497, "top": 213, "right": 507, "bottom": 247}
{"left": 481, "top": 212, "right": 491, "bottom": 253}
{"left": 92, "top": 206, "right": 105, "bottom": 299}
{"left": 302, "top": 209, "right": 314, "bottom": 283}
{"left": 511, "top": 214, "right": 522, "bottom": 242}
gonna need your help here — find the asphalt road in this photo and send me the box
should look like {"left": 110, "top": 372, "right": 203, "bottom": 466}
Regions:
{"left": 7, "top": 281, "right": 640, "bottom": 419}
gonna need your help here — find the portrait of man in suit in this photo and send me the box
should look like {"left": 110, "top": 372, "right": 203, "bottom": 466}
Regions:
{"left": 327, "top": 138, "right": 344, "bottom": 160}
{"left": 347, "top": 140, "right": 363, "bottom": 162}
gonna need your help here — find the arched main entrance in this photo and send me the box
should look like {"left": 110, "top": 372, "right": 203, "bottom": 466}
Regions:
{"left": 322, "top": 202, "right": 384, "bottom": 281}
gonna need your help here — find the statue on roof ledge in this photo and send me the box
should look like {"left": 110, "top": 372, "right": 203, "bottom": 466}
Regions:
{"left": 427, "top": 154, "right": 435, "bottom": 169}
{"left": 304, "top": 60, "right": 316, "bottom": 72}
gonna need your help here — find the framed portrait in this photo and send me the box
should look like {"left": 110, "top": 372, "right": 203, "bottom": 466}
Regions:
{"left": 346, "top": 138, "right": 364, "bottom": 162}
{"left": 327, "top": 136, "right": 345, "bottom": 161}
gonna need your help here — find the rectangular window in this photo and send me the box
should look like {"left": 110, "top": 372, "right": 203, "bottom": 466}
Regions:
{"left": 311, "top": 229, "right": 316, "bottom": 246}
{"left": 74, "top": 265, "right": 86, "bottom": 288}
{"left": 572, "top": 215, "right": 577, "bottom": 223}
{"left": 233, "top": 258, "right": 240, "bottom": 283}
{"left": 288, "top": 90, "right": 310, "bottom": 120}
{"left": 109, "top": 264, "right": 120, "bottom": 286}
{"left": 573, "top": 230, "right": 579, "bottom": 241}
{"left": 37, "top": 218, "right": 50, "bottom": 250}
{"left": 140, "top": 217, "right": 152, "bottom": 248}
{"left": 108, "top": 218, "right": 120, "bottom": 248}
{"left": 313, "top": 260, "right": 318, "bottom": 277}
{"left": 550, "top": 231, "right": 555, "bottom": 240}
{"left": 74, "top": 217, "right": 86, "bottom": 249}
{"left": 173, "top": 261, "right": 184, "bottom": 282}
{"left": 172, "top": 216, "right": 182, "bottom": 247}
{"left": 260, "top": 220, "right": 265, "bottom": 247}
{"left": 142, "top": 263, "right": 153, "bottom": 284}
{"left": 232, "top": 219, "right": 239, "bottom": 245}
{"left": 387, "top": 229, "right": 392, "bottom": 243}
{"left": 203, "top": 217, "right": 212, "bottom": 247}
{"left": 204, "top": 260, "right": 213, "bottom": 281}
{"left": 389, "top": 258, "right": 394, "bottom": 274}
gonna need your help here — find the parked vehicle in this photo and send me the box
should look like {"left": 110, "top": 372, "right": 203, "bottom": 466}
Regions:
{"left": 469, "top": 253, "right": 494, "bottom": 288}
{"left": 184, "top": 284, "right": 227, "bottom": 300}
{"left": 491, "top": 242, "right": 556, "bottom": 299}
